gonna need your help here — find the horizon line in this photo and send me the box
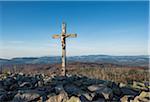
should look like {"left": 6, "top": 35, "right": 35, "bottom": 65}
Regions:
{"left": 0, "top": 54, "right": 149, "bottom": 60}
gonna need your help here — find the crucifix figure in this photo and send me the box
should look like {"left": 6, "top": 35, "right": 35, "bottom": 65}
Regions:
{"left": 52, "top": 22, "right": 77, "bottom": 76}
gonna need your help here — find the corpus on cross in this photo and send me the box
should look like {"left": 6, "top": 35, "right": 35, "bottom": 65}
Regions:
{"left": 52, "top": 22, "right": 77, "bottom": 76}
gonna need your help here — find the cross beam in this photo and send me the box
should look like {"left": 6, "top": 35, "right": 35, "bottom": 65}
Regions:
{"left": 52, "top": 22, "right": 77, "bottom": 76}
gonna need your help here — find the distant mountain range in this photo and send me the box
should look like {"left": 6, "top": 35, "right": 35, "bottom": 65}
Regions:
{"left": 0, "top": 55, "right": 149, "bottom": 67}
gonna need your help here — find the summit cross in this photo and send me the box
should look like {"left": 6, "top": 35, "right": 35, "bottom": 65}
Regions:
{"left": 52, "top": 22, "right": 77, "bottom": 76}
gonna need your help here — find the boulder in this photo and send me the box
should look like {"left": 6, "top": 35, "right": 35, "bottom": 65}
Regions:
{"left": 98, "top": 87, "right": 113, "bottom": 100}
{"left": 87, "top": 84, "right": 105, "bottom": 92}
{"left": 37, "top": 80, "right": 44, "bottom": 87}
{"left": 66, "top": 96, "right": 81, "bottom": 102}
{"left": 64, "top": 84, "right": 82, "bottom": 96}
{"left": 12, "top": 91, "right": 40, "bottom": 102}
{"left": 3, "top": 77, "right": 16, "bottom": 90}
{"left": 132, "top": 81, "right": 148, "bottom": 91}
{"left": 46, "top": 93, "right": 58, "bottom": 102}
{"left": 0, "top": 92, "right": 16, "bottom": 102}
{"left": 119, "top": 83, "right": 126, "bottom": 87}
{"left": 120, "top": 95, "right": 134, "bottom": 102}
{"left": 9, "top": 83, "right": 19, "bottom": 91}
{"left": 0, "top": 92, "right": 7, "bottom": 101}
{"left": 79, "top": 95, "right": 90, "bottom": 102}
{"left": 55, "top": 85, "right": 64, "bottom": 94}
{"left": 133, "top": 91, "right": 150, "bottom": 102}
{"left": 139, "top": 91, "right": 150, "bottom": 98}
{"left": 104, "top": 81, "right": 113, "bottom": 87}
{"left": 133, "top": 96, "right": 141, "bottom": 102}
{"left": 111, "top": 82, "right": 121, "bottom": 96}
{"left": 46, "top": 90, "right": 68, "bottom": 102}
{"left": 120, "top": 87, "right": 139, "bottom": 96}
{"left": 19, "top": 82, "right": 33, "bottom": 89}
{"left": 92, "top": 98, "right": 105, "bottom": 102}
{"left": 0, "top": 88, "right": 7, "bottom": 95}
{"left": 82, "top": 93, "right": 93, "bottom": 101}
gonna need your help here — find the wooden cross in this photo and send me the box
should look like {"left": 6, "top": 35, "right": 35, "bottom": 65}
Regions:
{"left": 52, "top": 22, "right": 77, "bottom": 76}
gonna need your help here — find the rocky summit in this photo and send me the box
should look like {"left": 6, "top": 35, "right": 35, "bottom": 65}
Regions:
{"left": 0, "top": 73, "right": 149, "bottom": 102}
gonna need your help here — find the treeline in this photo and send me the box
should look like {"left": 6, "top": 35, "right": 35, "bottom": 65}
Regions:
{"left": 0, "top": 62, "right": 149, "bottom": 83}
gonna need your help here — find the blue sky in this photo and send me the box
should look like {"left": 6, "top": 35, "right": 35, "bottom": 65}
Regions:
{"left": 0, "top": 1, "right": 149, "bottom": 58}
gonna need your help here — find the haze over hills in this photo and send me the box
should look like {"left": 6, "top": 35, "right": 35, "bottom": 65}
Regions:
{"left": 0, "top": 55, "right": 149, "bottom": 67}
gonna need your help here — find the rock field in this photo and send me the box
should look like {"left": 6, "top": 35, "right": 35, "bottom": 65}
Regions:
{"left": 0, "top": 73, "right": 149, "bottom": 102}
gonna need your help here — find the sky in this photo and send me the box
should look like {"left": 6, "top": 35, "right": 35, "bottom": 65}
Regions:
{"left": 0, "top": 1, "right": 149, "bottom": 58}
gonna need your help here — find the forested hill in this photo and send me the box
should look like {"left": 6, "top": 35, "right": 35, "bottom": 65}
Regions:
{"left": 0, "top": 55, "right": 149, "bottom": 67}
